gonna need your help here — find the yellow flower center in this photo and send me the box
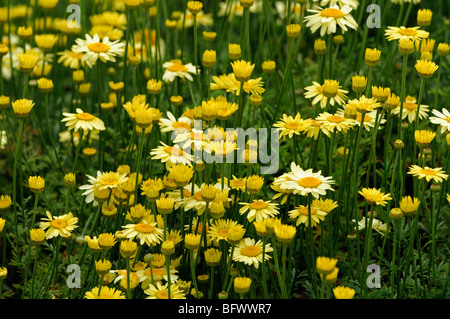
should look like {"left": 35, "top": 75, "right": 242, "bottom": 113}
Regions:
{"left": 420, "top": 168, "right": 437, "bottom": 175}
{"left": 398, "top": 28, "right": 417, "bottom": 36}
{"left": 77, "top": 112, "right": 95, "bottom": 121}
{"left": 164, "top": 146, "right": 184, "bottom": 156}
{"left": 445, "top": 116, "right": 450, "bottom": 123}
{"left": 87, "top": 42, "right": 111, "bottom": 53}
{"left": 69, "top": 51, "right": 84, "bottom": 59}
{"left": 156, "top": 290, "right": 169, "bottom": 299}
{"left": 183, "top": 189, "right": 192, "bottom": 197}
{"left": 327, "top": 115, "right": 345, "bottom": 123}
{"left": 299, "top": 206, "right": 317, "bottom": 216}
{"left": 320, "top": 8, "right": 345, "bottom": 19}
{"left": 218, "top": 228, "right": 229, "bottom": 238}
{"left": 173, "top": 122, "right": 192, "bottom": 131}
{"left": 145, "top": 268, "right": 165, "bottom": 277}
{"left": 298, "top": 177, "right": 322, "bottom": 188}
{"left": 403, "top": 102, "right": 417, "bottom": 110}
{"left": 193, "top": 191, "right": 203, "bottom": 202}
{"left": 167, "top": 63, "right": 189, "bottom": 72}
{"left": 51, "top": 219, "right": 67, "bottom": 229}
{"left": 135, "top": 223, "right": 155, "bottom": 233}
{"left": 356, "top": 113, "right": 371, "bottom": 123}
{"left": 231, "top": 179, "right": 245, "bottom": 188}
{"left": 285, "top": 121, "right": 300, "bottom": 130}
{"left": 250, "top": 201, "right": 268, "bottom": 210}
{"left": 103, "top": 179, "right": 118, "bottom": 185}
{"left": 241, "top": 245, "right": 262, "bottom": 257}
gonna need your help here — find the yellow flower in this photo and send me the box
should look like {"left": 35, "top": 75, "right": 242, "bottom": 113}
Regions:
{"left": 417, "top": 8, "right": 432, "bottom": 27}
{"left": 408, "top": 165, "right": 448, "bottom": 183}
{"left": 34, "top": 34, "right": 58, "bottom": 51}
{"left": 415, "top": 59, "right": 439, "bottom": 79}
{"left": 399, "top": 196, "right": 420, "bottom": 217}
{"left": 95, "top": 259, "right": 112, "bottom": 275}
{"left": 146, "top": 79, "right": 162, "bottom": 95}
{"left": 286, "top": 23, "right": 301, "bottom": 38}
{"left": 273, "top": 113, "right": 311, "bottom": 139}
{"left": 28, "top": 176, "right": 45, "bottom": 194}
{"left": 347, "top": 95, "right": 380, "bottom": 114}
{"left": 85, "top": 286, "right": 126, "bottom": 299}
{"left": 144, "top": 282, "right": 186, "bottom": 299}
{"left": 121, "top": 215, "right": 164, "bottom": 247}
{"left": 61, "top": 108, "right": 105, "bottom": 133}
{"left": 18, "top": 53, "right": 40, "bottom": 73}
{"left": 30, "top": 228, "right": 46, "bottom": 245}
{"left": 333, "top": 286, "right": 356, "bottom": 299}
{"left": 358, "top": 188, "right": 392, "bottom": 206}
{"left": 204, "top": 248, "right": 222, "bottom": 267}
{"left": 273, "top": 224, "right": 296, "bottom": 244}
{"left": 385, "top": 26, "right": 429, "bottom": 43}
{"left": 185, "top": 233, "right": 201, "bottom": 250}
{"left": 314, "top": 38, "right": 327, "bottom": 55}
{"left": 288, "top": 204, "right": 327, "bottom": 227}
{"left": 187, "top": 1, "right": 203, "bottom": 14}
{"left": 37, "top": 77, "right": 54, "bottom": 93}
{"left": 0, "top": 218, "right": 5, "bottom": 232}
{"left": 39, "top": 211, "right": 79, "bottom": 239}
{"left": 365, "top": 48, "right": 381, "bottom": 67}
{"left": 261, "top": 60, "right": 276, "bottom": 74}
{"left": 234, "top": 277, "right": 252, "bottom": 294}
{"left": 12, "top": 99, "right": 35, "bottom": 118}
{"left": 316, "top": 256, "right": 338, "bottom": 275}
{"left": 231, "top": 60, "right": 254, "bottom": 82}
{"left": 239, "top": 199, "right": 279, "bottom": 222}
{"left": 414, "top": 129, "right": 435, "bottom": 147}
{"left": 351, "top": 75, "right": 367, "bottom": 93}
{"left": 228, "top": 43, "right": 242, "bottom": 60}
{"left": 202, "top": 49, "right": 216, "bottom": 68}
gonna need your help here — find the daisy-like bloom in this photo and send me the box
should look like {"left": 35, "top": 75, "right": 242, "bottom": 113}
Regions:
{"left": 315, "top": 112, "right": 356, "bottom": 137}
{"left": 391, "top": 96, "right": 429, "bottom": 123}
{"left": 231, "top": 60, "right": 255, "bottom": 82}
{"left": 85, "top": 286, "right": 126, "bottom": 299}
{"left": 158, "top": 111, "right": 192, "bottom": 134}
{"left": 12, "top": 99, "right": 35, "bottom": 119}
{"left": 304, "top": 81, "right": 348, "bottom": 109}
{"left": 313, "top": 0, "right": 359, "bottom": 10}
{"left": 144, "top": 282, "right": 186, "bottom": 299}
{"left": 346, "top": 95, "right": 380, "bottom": 114}
{"left": 279, "top": 162, "right": 335, "bottom": 198}
{"left": 232, "top": 237, "right": 273, "bottom": 269}
{"left": 208, "top": 219, "right": 244, "bottom": 245}
{"left": 353, "top": 217, "right": 387, "bottom": 235}
{"left": 304, "top": 4, "right": 358, "bottom": 37}
{"left": 358, "top": 188, "right": 392, "bottom": 206}
{"left": 429, "top": 108, "right": 450, "bottom": 133}
{"left": 273, "top": 113, "right": 311, "bottom": 140}
{"left": 415, "top": 59, "right": 439, "bottom": 79}
{"left": 61, "top": 108, "right": 105, "bottom": 134}
{"left": 72, "top": 33, "right": 125, "bottom": 68}
{"left": 79, "top": 171, "right": 129, "bottom": 204}
{"left": 351, "top": 110, "right": 386, "bottom": 131}
{"left": 333, "top": 286, "right": 356, "bottom": 299}
{"left": 136, "top": 266, "right": 179, "bottom": 289}
{"left": 399, "top": 196, "right": 420, "bottom": 216}
{"left": 173, "top": 129, "right": 210, "bottom": 152}
{"left": 316, "top": 256, "right": 338, "bottom": 275}
{"left": 39, "top": 211, "right": 78, "bottom": 239}
{"left": 57, "top": 50, "right": 85, "bottom": 69}
{"left": 239, "top": 199, "right": 279, "bottom": 222}
{"left": 150, "top": 141, "right": 193, "bottom": 169}
{"left": 303, "top": 119, "right": 323, "bottom": 140}
{"left": 312, "top": 198, "right": 339, "bottom": 214}
{"left": 162, "top": 59, "right": 197, "bottom": 83}
{"left": 121, "top": 215, "right": 164, "bottom": 247}
{"left": 271, "top": 177, "right": 294, "bottom": 205}
{"left": 384, "top": 26, "right": 429, "bottom": 43}
{"left": 288, "top": 204, "right": 328, "bottom": 227}
{"left": 408, "top": 165, "right": 449, "bottom": 183}
{"left": 210, "top": 73, "right": 265, "bottom": 96}
{"left": 415, "top": 129, "right": 435, "bottom": 147}
{"left": 0, "top": 195, "right": 12, "bottom": 211}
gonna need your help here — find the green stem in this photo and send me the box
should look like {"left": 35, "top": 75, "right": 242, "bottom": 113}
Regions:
{"left": 12, "top": 119, "right": 24, "bottom": 234}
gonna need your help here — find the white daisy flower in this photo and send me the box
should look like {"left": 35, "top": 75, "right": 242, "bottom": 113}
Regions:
{"left": 304, "top": 4, "right": 358, "bottom": 37}
{"left": 162, "top": 59, "right": 197, "bottom": 83}
{"left": 72, "top": 33, "right": 125, "bottom": 68}
{"left": 429, "top": 108, "right": 450, "bottom": 133}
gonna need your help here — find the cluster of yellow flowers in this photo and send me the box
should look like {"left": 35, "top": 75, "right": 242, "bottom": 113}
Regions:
{"left": 0, "top": 0, "right": 448, "bottom": 302}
